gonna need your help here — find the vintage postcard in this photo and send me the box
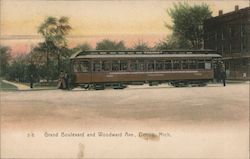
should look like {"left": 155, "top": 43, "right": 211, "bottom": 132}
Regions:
{"left": 0, "top": 0, "right": 249, "bottom": 158}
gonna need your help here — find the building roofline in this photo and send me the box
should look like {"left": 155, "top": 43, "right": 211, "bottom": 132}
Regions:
{"left": 205, "top": 6, "right": 250, "bottom": 22}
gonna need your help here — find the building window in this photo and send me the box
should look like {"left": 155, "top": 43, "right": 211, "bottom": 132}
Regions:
{"left": 230, "top": 25, "right": 237, "bottom": 38}
{"left": 229, "top": 44, "right": 232, "bottom": 53}
{"left": 221, "top": 30, "right": 224, "bottom": 40}
{"left": 241, "top": 42, "right": 243, "bottom": 53}
{"left": 241, "top": 25, "right": 246, "bottom": 37}
{"left": 229, "top": 27, "right": 232, "bottom": 37}
{"left": 242, "top": 59, "right": 248, "bottom": 66}
{"left": 242, "top": 41, "right": 248, "bottom": 52}
{"left": 204, "top": 33, "right": 208, "bottom": 41}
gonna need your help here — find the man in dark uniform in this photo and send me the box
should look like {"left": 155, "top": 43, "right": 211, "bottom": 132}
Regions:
{"left": 30, "top": 74, "right": 34, "bottom": 89}
{"left": 221, "top": 69, "right": 226, "bottom": 87}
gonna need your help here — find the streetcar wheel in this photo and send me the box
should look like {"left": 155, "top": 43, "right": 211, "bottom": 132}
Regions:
{"left": 93, "top": 84, "right": 105, "bottom": 90}
{"left": 112, "top": 83, "right": 126, "bottom": 89}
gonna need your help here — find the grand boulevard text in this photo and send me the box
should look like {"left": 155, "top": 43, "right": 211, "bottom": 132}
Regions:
{"left": 43, "top": 131, "right": 171, "bottom": 138}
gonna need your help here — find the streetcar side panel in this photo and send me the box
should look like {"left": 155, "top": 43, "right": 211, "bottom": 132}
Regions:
{"left": 72, "top": 57, "right": 215, "bottom": 84}
{"left": 90, "top": 70, "right": 213, "bottom": 83}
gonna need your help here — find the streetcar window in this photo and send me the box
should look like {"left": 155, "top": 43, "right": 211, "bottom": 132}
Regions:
{"left": 182, "top": 60, "right": 188, "bottom": 70}
{"left": 173, "top": 60, "right": 181, "bottom": 70}
{"left": 80, "top": 61, "right": 90, "bottom": 72}
{"left": 120, "top": 61, "right": 128, "bottom": 71}
{"left": 147, "top": 60, "right": 155, "bottom": 71}
{"left": 189, "top": 60, "right": 197, "bottom": 69}
{"left": 73, "top": 62, "right": 81, "bottom": 72}
{"left": 156, "top": 60, "right": 164, "bottom": 71}
{"left": 165, "top": 60, "right": 172, "bottom": 70}
{"left": 138, "top": 60, "right": 145, "bottom": 71}
{"left": 130, "top": 60, "right": 138, "bottom": 71}
{"left": 198, "top": 60, "right": 205, "bottom": 69}
{"left": 102, "top": 61, "right": 111, "bottom": 71}
{"left": 112, "top": 61, "right": 120, "bottom": 71}
{"left": 73, "top": 61, "right": 89, "bottom": 72}
{"left": 93, "top": 61, "right": 102, "bottom": 72}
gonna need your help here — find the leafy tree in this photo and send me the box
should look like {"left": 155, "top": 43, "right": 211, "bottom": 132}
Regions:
{"left": 133, "top": 40, "right": 151, "bottom": 51}
{"left": 0, "top": 46, "right": 11, "bottom": 76}
{"left": 167, "top": 3, "right": 212, "bottom": 49}
{"left": 72, "top": 43, "right": 93, "bottom": 53}
{"left": 96, "top": 39, "right": 127, "bottom": 50}
{"left": 38, "top": 16, "right": 72, "bottom": 79}
{"left": 57, "top": 47, "right": 73, "bottom": 75}
{"left": 30, "top": 41, "right": 57, "bottom": 80}
{"left": 54, "top": 17, "right": 72, "bottom": 73}
{"left": 7, "top": 55, "right": 27, "bottom": 82}
{"left": 155, "top": 33, "right": 191, "bottom": 50}
{"left": 5, "top": 53, "right": 39, "bottom": 82}
{"left": 38, "top": 17, "right": 57, "bottom": 80}
{"left": 29, "top": 42, "right": 72, "bottom": 80}
{"left": 154, "top": 41, "right": 168, "bottom": 51}
{"left": 33, "top": 42, "right": 58, "bottom": 61}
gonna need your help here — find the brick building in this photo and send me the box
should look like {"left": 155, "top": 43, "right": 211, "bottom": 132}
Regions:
{"left": 204, "top": 6, "right": 250, "bottom": 79}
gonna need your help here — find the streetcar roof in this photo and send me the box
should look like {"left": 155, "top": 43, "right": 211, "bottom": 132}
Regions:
{"left": 70, "top": 50, "right": 222, "bottom": 59}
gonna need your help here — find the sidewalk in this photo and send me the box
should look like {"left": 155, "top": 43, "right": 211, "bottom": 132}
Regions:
{"left": 2, "top": 80, "right": 30, "bottom": 90}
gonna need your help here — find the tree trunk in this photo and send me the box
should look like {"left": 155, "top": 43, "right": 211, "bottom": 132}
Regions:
{"left": 57, "top": 49, "right": 60, "bottom": 75}
{"left": 46, "top": 47, "right": 49, "bottom": 82}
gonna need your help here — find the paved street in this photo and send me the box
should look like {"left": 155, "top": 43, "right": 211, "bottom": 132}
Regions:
{"left": 1, "top": 83, "right": 249, "bottom": 158}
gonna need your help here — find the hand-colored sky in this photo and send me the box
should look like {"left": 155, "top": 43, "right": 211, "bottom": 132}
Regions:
{"left": 0, "top": 0, "right": 249, "bottom": 55}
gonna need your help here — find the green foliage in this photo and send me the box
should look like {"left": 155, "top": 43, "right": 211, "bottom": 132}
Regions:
{"left": 155, "top": 33, "right": 192, "bottom": 50}
{"left": 71, "top": 43, "right": 93, "bottom": 52}
{"left": 7, "top": 55, "right": 28, "bottom": 82}
{"left": 38, "top": 16, "right": 71, "bottom": 47}
{"left": 167, "top": 3, "right": 212, "bottom": 49}
{"left": 38, "top": 17, "right": 57, "bottom": 42}
{"left": 0, "top": 46, "right": 11, "bottom": 76}
{"left": 31, "top": 44, "right": 72, "bottom": 80}
{"left": 154, "top": 40, "right": 169, "bottom": 51}
{"left": 38, "top": 16, "right": 72, "bottom": 78}
{"left": 132, "top": 40, "right": 151, "bottom": 51}
{"left": 96, "top": 39, "right": 127, "bottom": 50}
{"left": 5, "top": 45, "right": 73, "bottom": 83}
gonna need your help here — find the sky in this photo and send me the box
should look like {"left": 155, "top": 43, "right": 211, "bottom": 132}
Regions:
{"left": 0, "top": 0, "right": 249, "bottom": 55}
